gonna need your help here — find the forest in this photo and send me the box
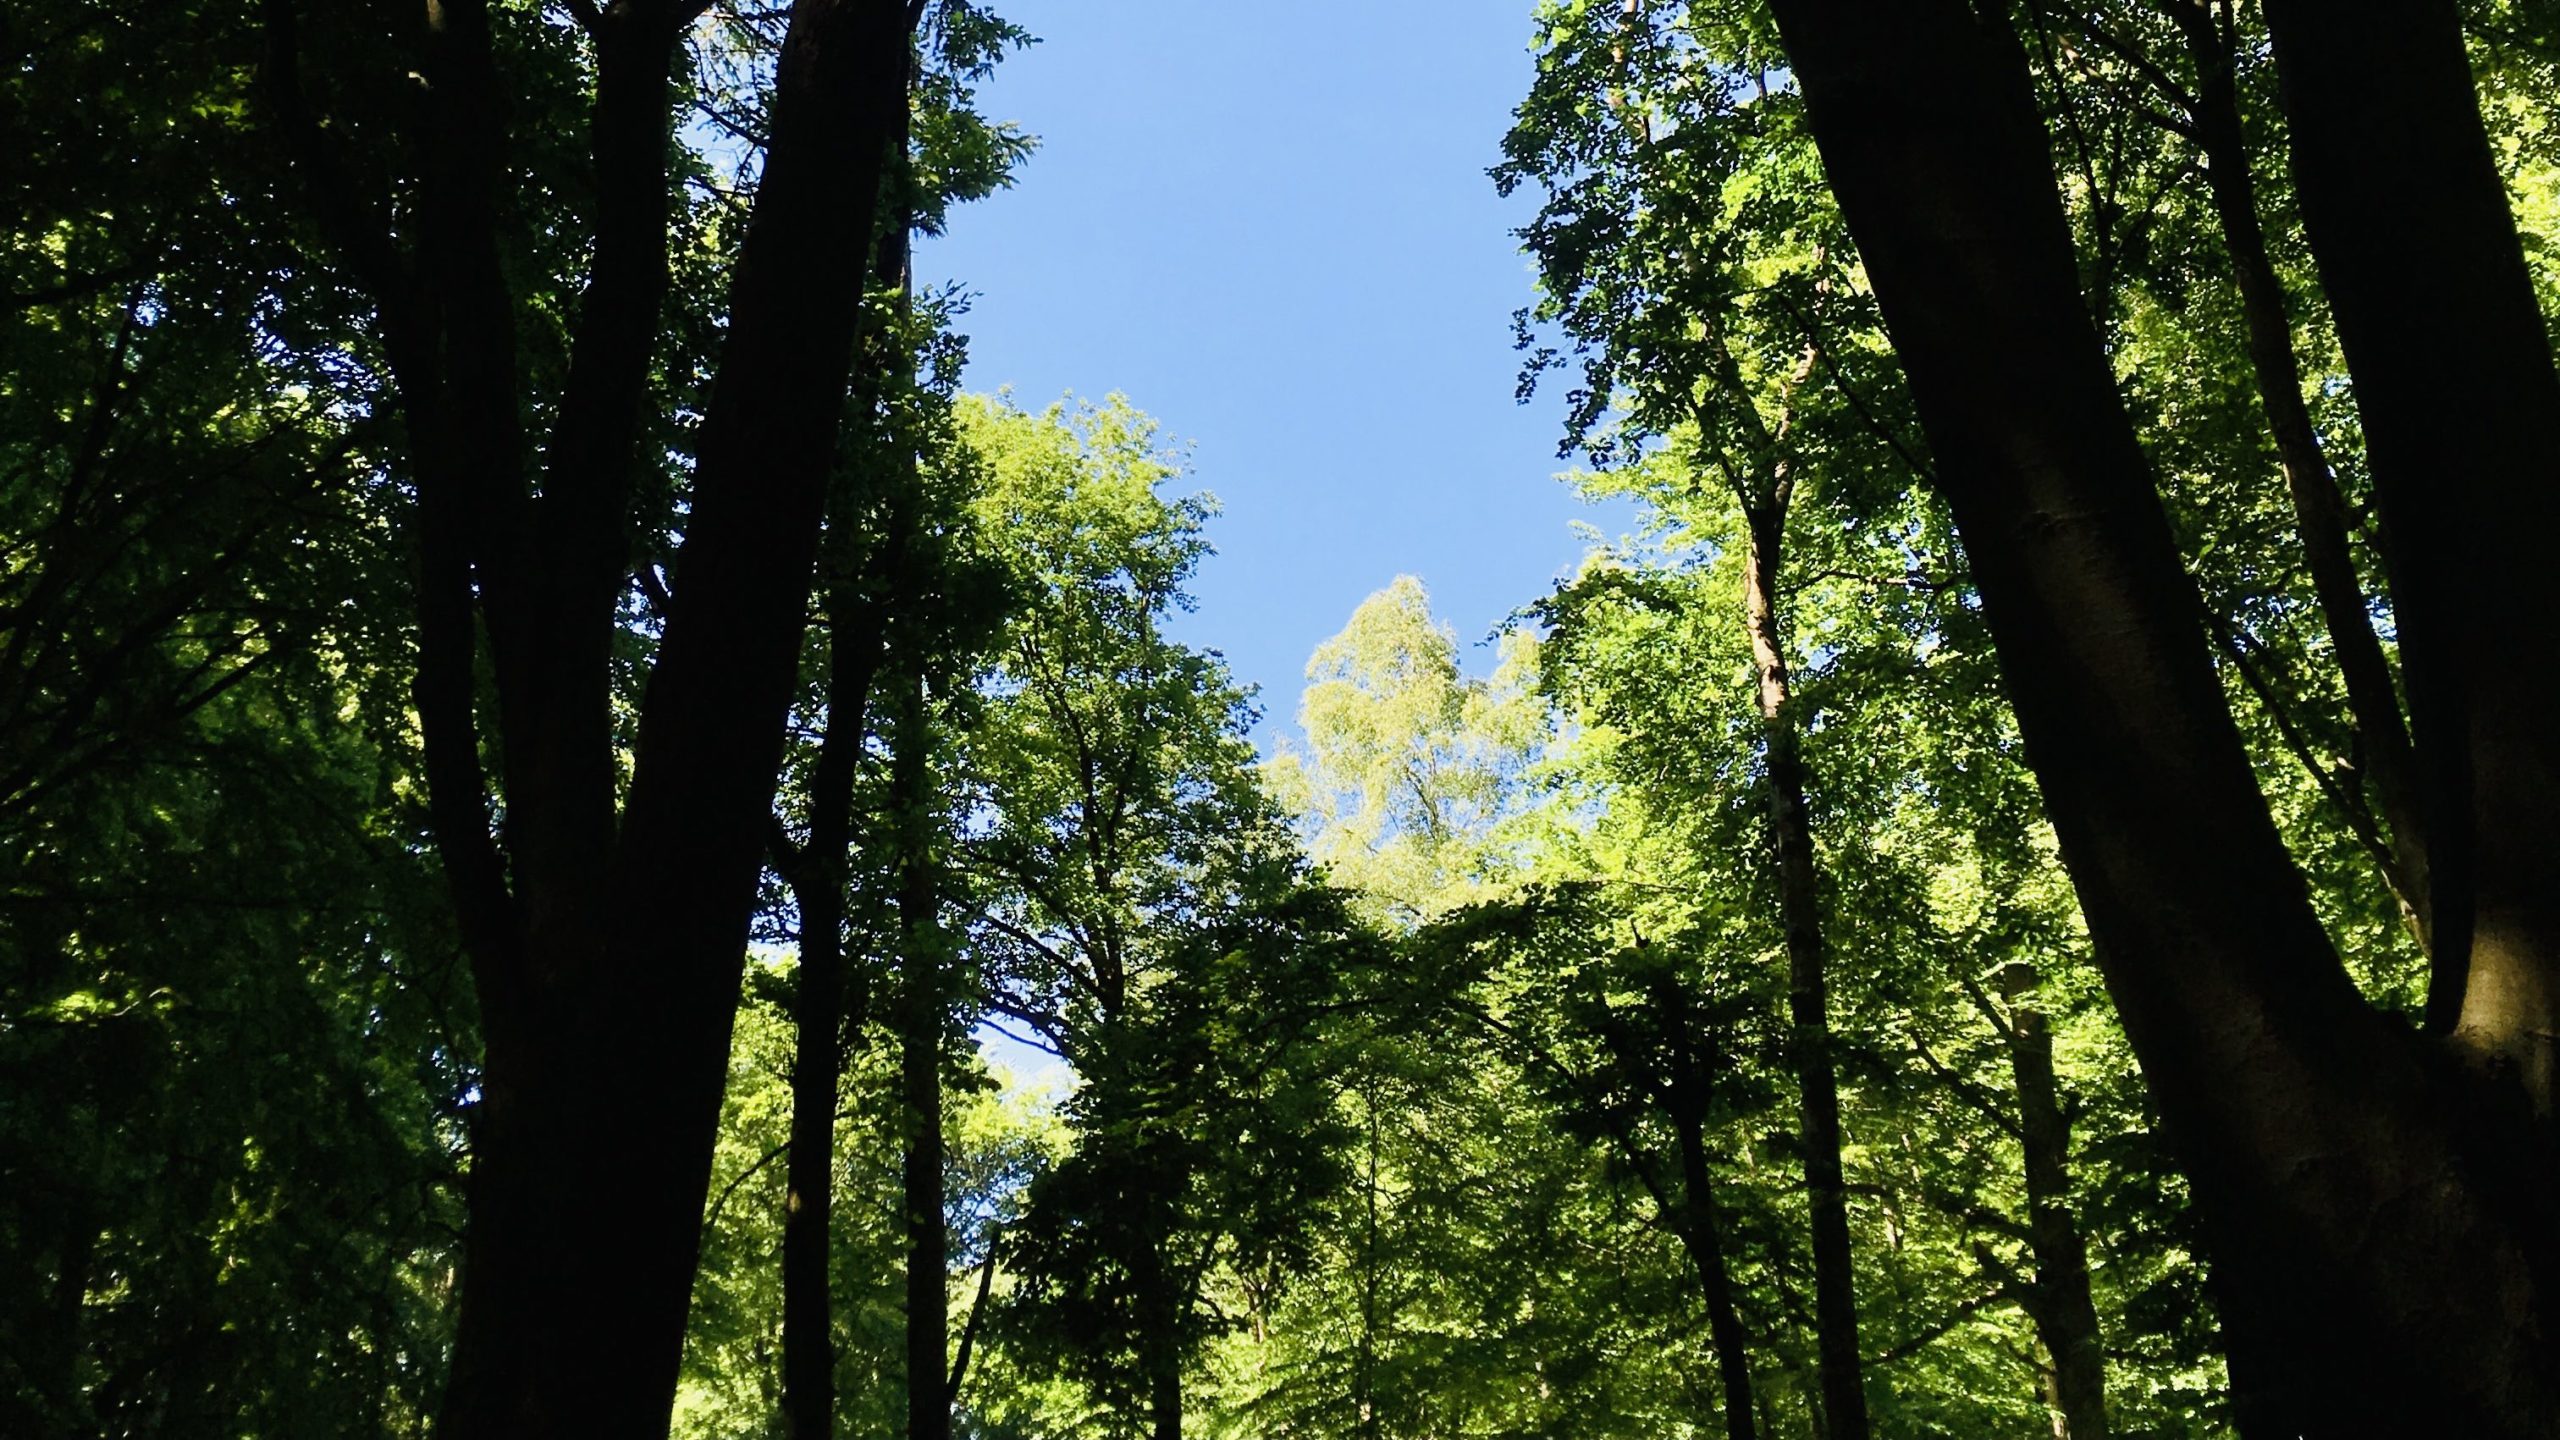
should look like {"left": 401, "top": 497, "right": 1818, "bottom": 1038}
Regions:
{"left": 8, "top": 0, "right": 2560, "bottom": 1435}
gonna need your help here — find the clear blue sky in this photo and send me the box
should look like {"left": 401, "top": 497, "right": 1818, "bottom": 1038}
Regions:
{"left": 917, "top": 0, "right": 1629, "bottom": 737}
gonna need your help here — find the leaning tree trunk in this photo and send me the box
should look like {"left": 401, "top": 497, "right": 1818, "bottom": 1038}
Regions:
{"left": 2171, "top": 2, "right": 2433, "bottom": 980}
{"left": 1753, "top": 1, "right": 2560, "bottom": 1432}
{"left": 1736, "top": 501, "right": 1872, "bottom": 1440}
{"left": 776, "top": 504, "right": 899, "bottom": 1440}
{"left": 776, "top": 599, "right": 880, "bottom": 1440}
{"left": 2258, "top": 0, "right": 2560, "bottom": 1099}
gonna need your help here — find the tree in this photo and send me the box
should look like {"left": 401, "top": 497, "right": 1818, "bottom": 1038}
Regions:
{"left": 263, "top": 0, "right": 928, "bottom": 1428}
{"left": 954, "top": 396, "right": 1360, "bottom": 1440}
{"left": 1753, "top": 0, "right": 2560, "bottom": 1429}
{"left": 1267, "top": 576, "right": 1546, "bottom": 927}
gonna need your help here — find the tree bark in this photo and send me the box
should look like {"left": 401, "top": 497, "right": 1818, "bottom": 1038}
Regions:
{"left": 2001, "top": 969, "right": 2107, "bottom": 1440}
{"left": 2258, "top": 0, "right": 2560, "bottom": 1101}
{"left": 896, "top": 669, "right": 951, "bottom": 1440}
{"left": 2171, "top": 2, "right": 2433, "bottom": 975}
{"left": 1754, "top": 2, "right": 2560, "bottom": 1432}
{"left": 1737, "top": 502, "right": 1870, "bottom": 1440}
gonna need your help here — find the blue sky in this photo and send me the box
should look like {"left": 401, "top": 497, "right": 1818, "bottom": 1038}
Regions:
{"left": 917, "top": 0, "right": 1630, "bottom": 739}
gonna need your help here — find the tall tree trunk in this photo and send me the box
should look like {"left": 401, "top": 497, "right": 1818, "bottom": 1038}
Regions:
{"left": 782, "top": 120, "right": 916, "bottom": 1439}
{"left": 777, "top": 676, "right": 862, "bottom": 1440}
{"left": 2259, "top": 0, "right": 2560, "bottom": 1100}
{"left": 2171, "top": 2, "right": 2433, "bottom": 975}
{"left": 2000, "top": 967, "right": 2107, "bottom": 1440}
{"left": 896, "top": 669, "right": 951, "bottom": 1440}
{"left": 1754, "top": 1, "right": 2560, "bottom": 1431}
{"left": 1737, "top": 502, "right": 1870, "bottom": 1440}
{"left": 1132, "top": 1231, "right": 1185, "bottom": 1440}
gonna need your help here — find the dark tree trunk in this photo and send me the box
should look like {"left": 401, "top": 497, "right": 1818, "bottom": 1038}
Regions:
{"left": 2172, "top": 2, "right": 2433, "bottom": 975}
{"left": 2001, "top": 970, "right": 2107, "bottom": 1440}
{"left": 781, "top": 117, "right": 915, "bottom": 1440}
{"left": 2258, "top": 0, "right": 2560, "bottom": 1097}
{"left": 1147, "top": 1347, "right": 1183, "bottom": 1440}
{"left": 261, "top": 0, "right": 923, "bottom": 1431}
{"left": 1737, "top": 504, "right": 1870, "bottom": 1440}
{"left": 946, "top": 1234, "right": 999, "bottom": 1407}
{"left": 1662, "top": 1061, "right": 1760, "bottom": 1440}
{"left": 779, "top": 778, "right": 853, "bottom": 1440}
{"left": 1754, "top": 1, "right": 2560, "bottom": 1432}
{"left": 778, "top": 551, "right": 890, "bottom": 1440}
{"left": 896, "top": 670, "right": 951, "bottom": 1440}
{"left": 1130, "top": 1234, "right": 1186, "bottom": 1440}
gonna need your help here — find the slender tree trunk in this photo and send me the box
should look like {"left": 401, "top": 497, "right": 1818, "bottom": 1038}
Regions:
{"left": 777, "top": 721, "right": 856, "bottom": 1440}
{"left": 1737, "top": 504, "right": 1870, "bottom": 1440}
{"left": 1755, "top": 2, "right": 2560, "bottom": 1431}
{"left": 1665, "top": 1083, "right": 1760, "bottom": 1440}
{"left": 1129, "top": 1228, "right": 1186, "bottom": 1440}
{"left": 2259, "top": 0, "right": 2560, "bottom": 1100}
{"left": 2001, "top": 968, "right": 2108, "bottom": 1440}
{"left": 778, "top": 554, "right": 891, "bottom": 1440}
{"left": 946, "top": 1233, "right": 999, "bottom": 1408}
{"left": 1355, "top": 1097, "right": 1381, "bottom": 1440}
{"left": 2171, "top": 2, "right": 2433, "bottom": 976}
{"left": 896, "top": 669, "right": 951, "bottom": 1440}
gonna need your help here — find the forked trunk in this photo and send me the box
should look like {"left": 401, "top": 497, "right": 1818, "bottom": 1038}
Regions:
{"left": 424, "top": 2, "right": 920, "bottom": 1432}
{"left": 2259, "top": 0, "right": 2560, "bottom": 1101}
{"left": 1756, "top": 2, "right": 2560, "bottom": 1431}
{"left": 2173, "top": 3, "right": 2433, "bottom": 979}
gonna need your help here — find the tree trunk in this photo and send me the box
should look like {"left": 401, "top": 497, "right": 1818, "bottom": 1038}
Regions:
{"left": 896, "top": 669, "right": 951, "bottom": 1440}
{"left": 782, "top": 116, "right": 916, "bottom": 1439}
{"left": 778, "top": 540, "right": 892, "bottom": 1440}
{"left": 2172, "top": 2, "right": 2433, "bottom": 976}
{"left": 1665, "top": 1072, "right": 1760, "bottom": 1440}
{"left": 2001, "top": 969, "right": 2107, "bottom": 1440}
{"left": 1147, "top": 1345, "right": 1183, "bottom": 1440}
{"left": 2259, "top": 0, "right": 2560, "bottom": 1101}
{"left": 1737, "top": 503, "right": 1870, "bottom": 1440}
{"left": 1355, "top": 1098, "right": 1381, "bottom": 1440}
{"left": 403, "top": 2, "right": 922, "bottom": 1434}
{"left": 946, "top": 1234, "right": 999, "bottom": 1408}
{"left": 1754, "top": 2, "right": 2560, "bottom": 1431}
